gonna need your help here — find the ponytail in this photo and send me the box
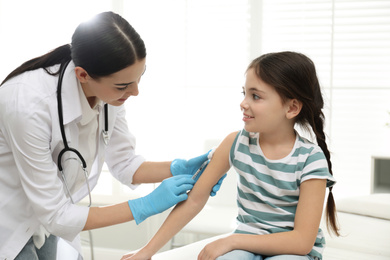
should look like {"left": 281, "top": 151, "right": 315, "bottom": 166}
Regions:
{"left": 1, "top": 44, "right": 71, "bottom": 85}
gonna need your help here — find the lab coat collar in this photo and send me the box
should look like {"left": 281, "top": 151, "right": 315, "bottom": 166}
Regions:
{"left": 60, "top": 61, "right": 83, "bottom": 125}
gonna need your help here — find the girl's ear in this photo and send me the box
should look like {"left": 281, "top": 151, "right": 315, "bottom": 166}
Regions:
{"left": 286, "top": 99, "right": 302, "bottom": 120}
{"left": 74, "top": 66, "right": 90, "bottom": 83}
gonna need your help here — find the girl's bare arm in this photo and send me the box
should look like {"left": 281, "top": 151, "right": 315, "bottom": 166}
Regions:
{"left": 122, "top": 132, "right": 238, "bottom": 259}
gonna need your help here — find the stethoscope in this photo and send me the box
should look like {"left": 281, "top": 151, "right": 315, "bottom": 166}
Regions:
{"left": 56, "top": 60, "right": 108, "bottom": 207}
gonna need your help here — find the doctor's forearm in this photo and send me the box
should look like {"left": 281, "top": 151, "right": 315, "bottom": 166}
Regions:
{"left": 83, "top": 202, "right": 133, "bottom": 231}
{"left": 132, "top": 161, "right": 172, "bottom": 184}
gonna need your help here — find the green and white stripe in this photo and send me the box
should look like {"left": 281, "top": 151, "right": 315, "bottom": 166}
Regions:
{"left": 229, "top": 129, "right": 336, "bottom": 259}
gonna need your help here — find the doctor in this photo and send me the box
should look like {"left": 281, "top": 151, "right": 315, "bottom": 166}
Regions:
{"left": 0, "top": 11, "right": 220, "bottom": 260}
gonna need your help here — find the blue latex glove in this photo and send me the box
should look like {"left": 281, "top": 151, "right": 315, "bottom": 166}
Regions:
{"left": 210, "top": 173, "right": 226, "bottom": 196}
{"left": 128, "top": 175, "right": 195, "bottom": 224}
{"left": 171, "top": 151, "right": 226, "bottom": 197}
{"left": 170, "top": 151, "right": 210, "bottom": 180}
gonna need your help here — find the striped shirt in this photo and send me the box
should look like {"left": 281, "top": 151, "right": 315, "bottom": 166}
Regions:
{"left": 229, "top": 129, "right": 336, "bottom": 259}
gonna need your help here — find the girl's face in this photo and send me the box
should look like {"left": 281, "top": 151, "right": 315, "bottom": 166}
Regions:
{"left": 240, "top": 68, "right": 291, "bottom": 134}
{"left": 78, "top": 58, "right": 146, "bottom": 107}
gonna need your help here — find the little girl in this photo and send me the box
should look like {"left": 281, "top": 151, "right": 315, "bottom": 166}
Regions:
{"left": 122, "top": 51, "right": 340, "bottom": 260}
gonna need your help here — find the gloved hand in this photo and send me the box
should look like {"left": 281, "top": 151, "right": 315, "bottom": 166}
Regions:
{"left": 210, "top": 173, "right": 226, "bottom": 196}
{"left": 170, "top": 151, "right": 211, "bottom": 180}
{"left": 128, "top": 175, "right": 195, "bottom": 224}
{"left": 171, "top": 150, "right": 226, "bottom": 197}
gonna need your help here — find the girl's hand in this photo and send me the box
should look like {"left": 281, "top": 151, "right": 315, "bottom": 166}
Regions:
{"left": 120, "top": 251, "right": 135, "bottom": 260}
{"left": 120, "top": 249, "right": 151, "bottom": 260}
{"left": 198, "top": 237, "right": 232, "bottom": 260}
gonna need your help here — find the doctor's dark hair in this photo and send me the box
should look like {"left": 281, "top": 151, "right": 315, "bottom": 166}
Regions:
{"left": 247, "top": 51, "right": 340, "bottom": 236}
{"left": 1, "top": 11, "right": 146, "bottom": 85}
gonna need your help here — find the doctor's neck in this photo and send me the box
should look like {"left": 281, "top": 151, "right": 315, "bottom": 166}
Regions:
{"left": 87, "top": 97, "right": 99, "bottom": 108}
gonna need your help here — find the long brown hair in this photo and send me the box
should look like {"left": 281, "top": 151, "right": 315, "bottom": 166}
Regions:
{"left": 248, "top": 51, "right": 340, "bottom": 236}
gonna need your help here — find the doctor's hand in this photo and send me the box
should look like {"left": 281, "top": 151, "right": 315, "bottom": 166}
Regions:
{"left": 171, "top": 150, "right": 226, "bottom": 196}
{"left": 171, "top": 151, "right": 210, "bottom": 180}
{"left": 128, "top": 175, "right": 195, "bottom": 225}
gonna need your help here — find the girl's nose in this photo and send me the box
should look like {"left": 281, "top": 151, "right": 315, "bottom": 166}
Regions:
{"left": 240, "top": 99, "right": 248, "bottom": 111}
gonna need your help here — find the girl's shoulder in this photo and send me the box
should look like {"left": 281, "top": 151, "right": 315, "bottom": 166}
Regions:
{"left": 295, "top": 134, "right": 325, "bottom": 157}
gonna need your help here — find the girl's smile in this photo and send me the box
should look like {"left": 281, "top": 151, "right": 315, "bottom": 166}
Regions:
{"left": 242, "top": 113, "right": 254, "bottom": 122}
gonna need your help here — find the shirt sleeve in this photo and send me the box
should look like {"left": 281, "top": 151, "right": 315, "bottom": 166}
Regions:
{"left": 3, "top": 95, "right": 89, "bottom": 241}
{"left": 104, "top": 105, "right": 145, "bottom": 190}
{"left": 300, "top": 146, "right": 336, "bottom": 188}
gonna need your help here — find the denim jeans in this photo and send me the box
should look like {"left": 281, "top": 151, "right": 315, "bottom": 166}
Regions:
{"left": 216, "top": 250, "right": 317, "bottom": 260}
{"left": 15, "top": 235, "right": 58, "bottom": 260}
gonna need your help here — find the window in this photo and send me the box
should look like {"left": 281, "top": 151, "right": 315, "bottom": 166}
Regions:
{"left": 119, "top": 0, "right": 390, "bottom": 199}
{"left": 258, "top": 0, "right": 390, "bottom": 197}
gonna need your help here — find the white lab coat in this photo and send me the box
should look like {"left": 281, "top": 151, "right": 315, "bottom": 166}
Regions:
{"left": 0, "top": 61, "right": 145, "bottom": 259}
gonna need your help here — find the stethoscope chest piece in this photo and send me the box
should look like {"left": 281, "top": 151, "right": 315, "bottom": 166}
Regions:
{"left": 102, "top": 130, "right": 109, "bottom": 145}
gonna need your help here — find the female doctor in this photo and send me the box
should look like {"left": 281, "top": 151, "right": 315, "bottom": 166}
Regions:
{"left": 0, "top": 11, "right": 219, "bottom": 260}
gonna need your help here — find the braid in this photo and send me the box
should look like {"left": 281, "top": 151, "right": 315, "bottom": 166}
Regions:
{"left": 251, "top": 51, "right": 341, "bottom": 236}
{"left": 311, "top": 109, "right": 340, "bottom": 236}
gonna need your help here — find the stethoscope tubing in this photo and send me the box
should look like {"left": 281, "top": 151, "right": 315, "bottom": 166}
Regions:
{"left": 56, "top": 60, "right": 87, "bottom": 171}
{"left": 56, "top": 60, "right": 107, "bottom": 207}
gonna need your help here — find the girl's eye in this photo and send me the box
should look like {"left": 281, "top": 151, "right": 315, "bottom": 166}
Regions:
{"left": 241, "top": 90, "right": 246, "bottom": 96}
{"left": 253, "top": 94, "right": 260, "bottom": 100}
